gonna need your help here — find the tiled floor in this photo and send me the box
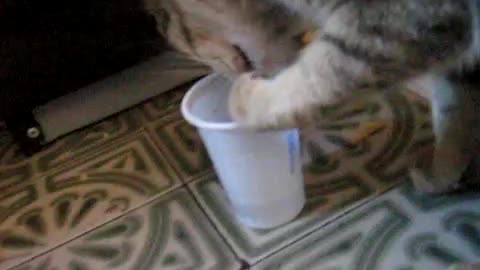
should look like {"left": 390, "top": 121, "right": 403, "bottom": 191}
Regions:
{"left": 0, "top": 80, "right": 477, "bottom": 270}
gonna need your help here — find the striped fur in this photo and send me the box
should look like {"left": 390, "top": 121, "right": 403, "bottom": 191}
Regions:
{"left": 227, "top": 0, "right": 480, "bottom": 194}
{"left": 147, "top": 0, "right": 480, "bottom": 194}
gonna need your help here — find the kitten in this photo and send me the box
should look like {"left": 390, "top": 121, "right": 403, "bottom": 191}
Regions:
{"left": 146, "top": 0, "right": 479, "bottom": 193}
{"left": 143, "top": 0, "right": 309, "bottom": 77}
{"left": 226, "top": 0, "right": 480, "bottom": 194}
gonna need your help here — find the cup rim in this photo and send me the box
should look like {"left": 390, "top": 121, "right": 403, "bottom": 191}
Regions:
{"left": 181, "top": 73, "right": 247, "bottom": 131}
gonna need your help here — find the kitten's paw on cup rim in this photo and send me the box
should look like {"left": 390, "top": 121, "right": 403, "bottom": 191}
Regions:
{"left": 228, "top": 72, "right": 260, "bottom": 125}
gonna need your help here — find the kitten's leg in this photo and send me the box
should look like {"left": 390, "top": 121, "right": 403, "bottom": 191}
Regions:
{"left": 409, "top": 77, "right": 478, "bottom": 193}
{"left": 229, "top": 0, "right": 471, "bottom": 128}
{"left": 230, "top": 39, "right": 378, "bottom": 128}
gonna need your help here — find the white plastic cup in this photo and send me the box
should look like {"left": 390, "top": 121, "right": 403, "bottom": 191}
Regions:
{"left": 181, "top": 73, "right": 305, "bottom": 229}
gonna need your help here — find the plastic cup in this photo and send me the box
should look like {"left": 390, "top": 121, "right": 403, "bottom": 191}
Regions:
{"left": 181, "top": 73, "right": 305, "bottom": 229}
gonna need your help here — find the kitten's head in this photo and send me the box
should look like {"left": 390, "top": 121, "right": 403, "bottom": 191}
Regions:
{"left": 144, "top": 0, "right": 308, "bottom": 78}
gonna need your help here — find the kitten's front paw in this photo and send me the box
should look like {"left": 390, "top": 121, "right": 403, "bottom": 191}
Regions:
{"left": 229, "top": 73, "right": 299, "bottom": 129}
{"left": 229, "top": 73, "right": 281, "bottom": 128}
{"left": 229, "top": 68, "right": 317, "bottom": 129}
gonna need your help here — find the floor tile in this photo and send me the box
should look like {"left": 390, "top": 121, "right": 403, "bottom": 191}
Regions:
{"left": 148, "top": 112, "right": 213, "bottom": 183}
{"left": 0, "top": 132, "right": 181, "bottom": 269}
{"left": 133, "top": 80, "right": 214, "bottom": 183}
{"left": 188, "top": 89, "right": 432, "bottom": 264}
{"left": 253, "top": 183, "right": 480, "bottom": 270}
{"left": 12, "top": 188, "right": 241, "bottom": 270}
{"left": 302, "top": 89, "right": 433, "bottom": 190}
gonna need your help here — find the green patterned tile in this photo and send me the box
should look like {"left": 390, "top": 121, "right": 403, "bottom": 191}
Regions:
{"left": 149, "top": 113, "right": 213, "bottom": 183}
{"left": 0, "top": 132, "right": 181, "bottom": 269}
{"left": 12, "top": 189, "right": 241, "bottom": 270}
{"left": 254, "top": 183, "right": 480, "bottom": 270}
{"left": 304, "top": 89, "right": 432, "bottom": 189}
{"left": 189, "top": 90, "right": 432, "bottom": 264}
{"left": 361, "top": 90, "right": 432, "bottom": 183}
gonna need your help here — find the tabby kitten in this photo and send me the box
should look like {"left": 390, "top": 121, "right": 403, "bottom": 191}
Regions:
{"left": 146, "top": 0, "right": 480, "bottom": 194}
{"left": 225, "top": 0, "right": 480, "bottom": 194}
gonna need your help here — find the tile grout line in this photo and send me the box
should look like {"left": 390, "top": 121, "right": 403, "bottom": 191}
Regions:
{"left": 249, "top": 182, "right": 403, "bottom": 268}
{"left": 142, "top": 119, "right": 215, "bottom": 185}
{"left": 184, "top": 181, "right": 249, "bottom": 267}
{"left": 142, "top": 123, "right": 190, "bottom": 185}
